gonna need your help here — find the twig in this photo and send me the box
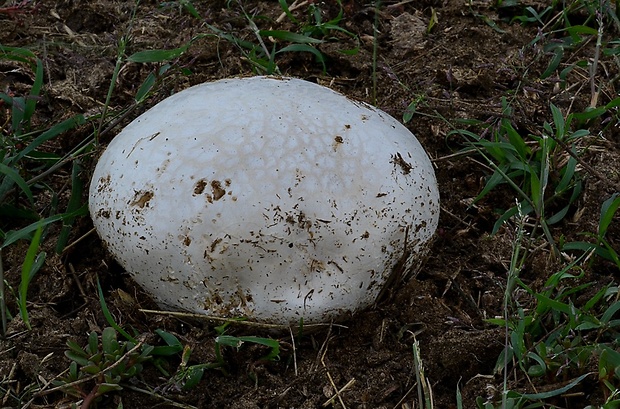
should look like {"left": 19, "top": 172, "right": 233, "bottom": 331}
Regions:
{"left": 590, "top": 8, "right": 604, "bottom": 108}
{"left": 275, "top": 0, "right": 308, "bottom": 23}
{"left": 68, "top": 263, "right": 88, "bottom": 300}
{"left": 62, "top": 228, "right": 96, "bottom": 255}
{"left": 97, "top": 102, "right": 140, "bottom": 141}
{"left": 432, "top": 147, "right": 477, "bottom": 162}
{"left": 20, "top": 367, "right": 70, "bottom": 409}
{"left": 322, "top": 378, "right": 356, "bottom": 407}
{"left": 387, "top": 0, "right": 416, "bottom": 8}
{"left": 392, "top": 382, "right": 417, "bottom": 409}
{"left": 371, "top": 1, "right": 380, "bottom": 106}
{"left": 0, "top": 0, "right": 32, "bottom": 18}
{"left": 1, "top": 362, "right": 17, "bottom": 406}
{"left": 319, "top": 330, "right": 352, "bottom": 409}
{"left": 237, "top": 1, "right": 273, "bottom": 66}
{"left": 123, "top": 385, "right": 197, "bottom": 409}
{"left": 139, "top": 309, "right": 348, "bottom": 331}
{"left": 548, "top": 133, "right": 620, "bottom": 193}
{"left": 289, "top": 325, "right": 298, "bottom": 377}
{"left": 312, "top": 323, "right": 332, "bottom": 373}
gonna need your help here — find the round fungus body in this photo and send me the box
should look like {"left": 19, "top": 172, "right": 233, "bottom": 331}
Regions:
{"left": 89, "top": 76, "right": 440, "bottom": 324}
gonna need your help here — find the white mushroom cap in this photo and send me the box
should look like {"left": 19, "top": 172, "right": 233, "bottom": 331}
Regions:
{"left": 89, "top": 76, "right": 439, "bottom": 324}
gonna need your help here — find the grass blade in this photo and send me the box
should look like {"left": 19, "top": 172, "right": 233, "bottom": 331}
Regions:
{"left": 55, "top": 160, "right": 84, "bottom": 254}
{"left": 509, "top": 373, "right": 592, "bottom": 400}
{"left": 14, "top": 114, "right": 86, "bottom": 164}
{"left": 19, "top": 223, "right": 45, "bottom": 329}
{"left": 97, "top": 277, "right": 136, "bottom": 343}
{"left": 128, "top": 45, "right": 189, "bottom": 63}
{"left": 24, "top": 58, "right": 44, "bottom": 124}
{"left": 277, "top": 43, "right": 326, "bottom": 71}
{"left": 278, "top": 0, "right": 299, "bottom": 24}
{"left": 599, "top": 193, "right": 620, "bottom": 236}
{"left": 259, "top": 30, "right": 324, "bottom": 44}
{"left": 0, "top": 162, "right": 34, "bottom": 205}
{"left": 1, "top": 204, "right": 88, "bottom": 249}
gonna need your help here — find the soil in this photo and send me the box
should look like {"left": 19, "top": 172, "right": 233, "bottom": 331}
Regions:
{"left": 1, "top": 1, "right": 619, "bottom": 408}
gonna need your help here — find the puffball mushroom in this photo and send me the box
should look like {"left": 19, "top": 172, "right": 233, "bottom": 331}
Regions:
{"left": 89, "top": 76, "right": 439, "bottom": 324}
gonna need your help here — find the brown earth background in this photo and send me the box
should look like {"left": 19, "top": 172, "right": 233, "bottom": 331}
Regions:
{"left": 1, "top": 0, "right": 620, "bottom": 408}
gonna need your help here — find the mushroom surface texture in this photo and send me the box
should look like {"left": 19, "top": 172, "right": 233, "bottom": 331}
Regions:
{"left": 89, "top": 76, "right": 440, "bottom": 324}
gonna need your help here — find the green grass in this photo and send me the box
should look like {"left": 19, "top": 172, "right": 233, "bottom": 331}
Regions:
{"left": 434, "top": 2, "right": 620, "bottom": 407}
{"left": 564, "top": 193, "right": 620, "bottom": 269}
{"left": 413, "top": 337, "right": 434, "bottom": 408}
{"left": 0, "top": 44, "right": 91, "bottom": 337}
{"left": 0, "top": 5, "right": 295, "bottom": 404}
{"left": 394, "top": 2, "right": 620, "bottom": 407}
{"left": 471, "top": 200, "right": 620, "bottom": 407}
{"left": 0, "top": 8, "right": 192, "bottom": 337}
{"left": 451, "top": 100, "right": 587, "bottom": 256}
{"left": 163, "top": 0, "right": 358, "bottom": 74}
{"left": 49, "top": 280, "right": 282, "bottom": 407}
